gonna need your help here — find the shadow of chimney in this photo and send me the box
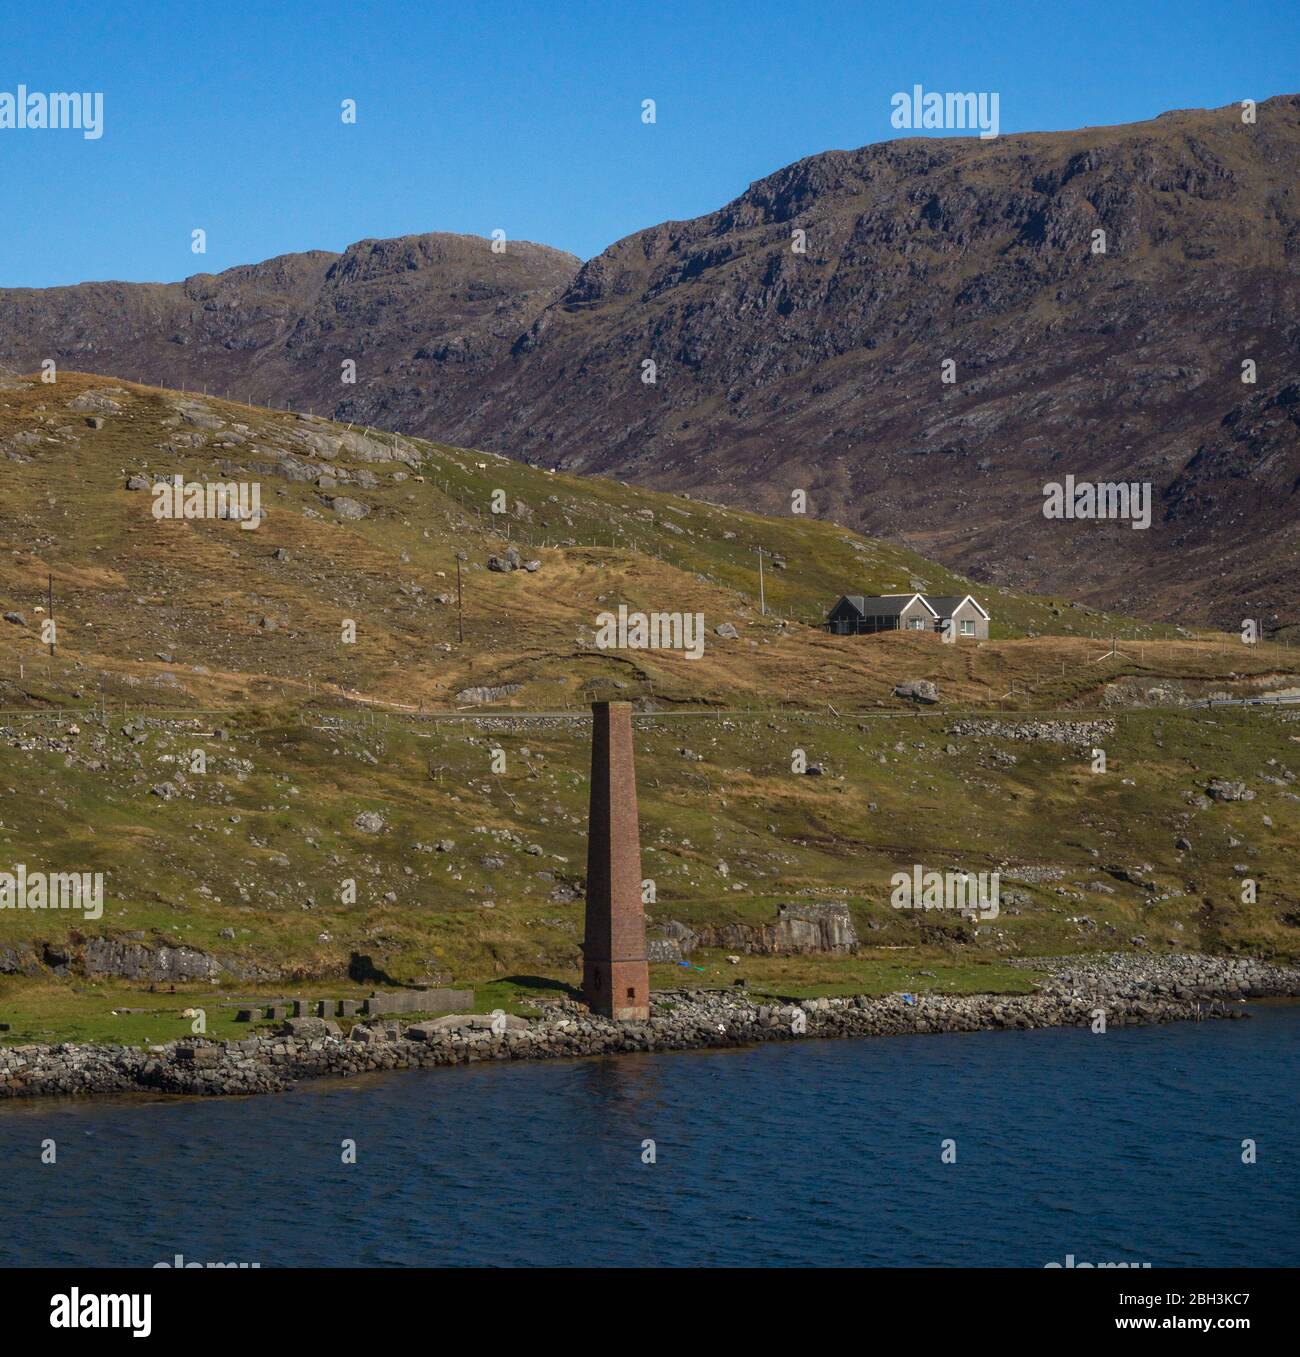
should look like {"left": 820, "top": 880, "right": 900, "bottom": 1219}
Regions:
{"left": 347, "top": 952, "right": 401, "bottom": 987}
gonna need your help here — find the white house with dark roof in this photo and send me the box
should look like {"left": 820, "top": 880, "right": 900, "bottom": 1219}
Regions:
{"left": 826, "top": 592, "right": 989, "bottom": 639}
{"left": 924, "top": 594, "right": 990, "bottom": 639}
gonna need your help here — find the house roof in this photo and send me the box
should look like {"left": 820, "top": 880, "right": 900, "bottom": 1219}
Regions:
{"left": 833, "top": 593, "right": 937, "bottom": 618}
{"left": 925, "top": 594, "right": 990, "bottom": 619}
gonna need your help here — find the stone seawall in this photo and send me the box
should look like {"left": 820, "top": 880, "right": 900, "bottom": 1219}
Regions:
{"left": 2, "top": 953, "right": 1297, "bottom": 1101}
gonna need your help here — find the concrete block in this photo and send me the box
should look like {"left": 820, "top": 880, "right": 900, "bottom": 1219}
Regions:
{"left": 365, "top": 988, "right": 473, "bottom": 1016}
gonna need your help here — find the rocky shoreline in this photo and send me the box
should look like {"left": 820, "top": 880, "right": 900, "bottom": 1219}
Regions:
{"left": 2, "top": 952, "right": 1297, "bottom": 1101}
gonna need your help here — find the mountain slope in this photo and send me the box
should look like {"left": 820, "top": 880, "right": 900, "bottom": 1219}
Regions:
{"left": 2, "top": 96, "right": 1298, "bottom": 625}
{"left": 0, "top": 233, "right": 579, "bottom": 417}
{"left": 464, "top": 95, "right": 1300, "bottom": 629}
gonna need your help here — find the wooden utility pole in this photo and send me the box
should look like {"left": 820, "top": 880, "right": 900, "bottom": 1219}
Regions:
{"left": 47, "top": 574, "right": 54, "bottom": 656}
{"left": 456, "top": 557, "right": 464, "bottom": 644}
{"left": 756, "top": 546, "right": 766, "bottom": 615}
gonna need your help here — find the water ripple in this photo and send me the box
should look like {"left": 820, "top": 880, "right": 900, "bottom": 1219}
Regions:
{"left": 1, "top": 1008, "right": 1295, "bottom": 1267}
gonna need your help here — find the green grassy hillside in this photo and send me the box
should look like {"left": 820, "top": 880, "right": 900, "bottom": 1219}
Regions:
{"left": 0, "top": 373, "right": 1296, "bottom": 1046}
{"left": 0, "top": 702, "right": 1295, "bottom": 1044}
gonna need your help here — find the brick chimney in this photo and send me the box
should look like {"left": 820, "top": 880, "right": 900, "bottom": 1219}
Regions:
{"left": 581, "top": 701, "right": 650, "bottom": 1020}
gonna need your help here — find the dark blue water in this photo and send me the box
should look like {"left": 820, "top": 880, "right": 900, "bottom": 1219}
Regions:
{"left": 2, "top": 1006, "right": 1296, "bottom": 1267}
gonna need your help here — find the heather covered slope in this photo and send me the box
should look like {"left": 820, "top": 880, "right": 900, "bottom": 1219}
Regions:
{"left": 4, "top": 371, "right": 1296, "bottom": 716}
{"left": 5, "top": 371, "right": 1247, "bottom": 719}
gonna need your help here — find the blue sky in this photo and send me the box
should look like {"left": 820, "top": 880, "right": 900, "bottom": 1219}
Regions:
{"left": 1, "top": 0, "right": 1296, "bottom": 287}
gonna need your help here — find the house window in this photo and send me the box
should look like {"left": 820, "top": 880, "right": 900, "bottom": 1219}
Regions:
{"left": 908, "top": 617, "right": 925, "bottom": 630}
{"left": 961, "top": 619, "right": 976, "bottom": 636}
{"left": 626, "top": 987, "right": 637, "bottom": 1001}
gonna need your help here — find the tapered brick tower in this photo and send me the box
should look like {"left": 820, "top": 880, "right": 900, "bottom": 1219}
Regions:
{"left": 582, "top": 701, "right": 650, "bottom": 1020}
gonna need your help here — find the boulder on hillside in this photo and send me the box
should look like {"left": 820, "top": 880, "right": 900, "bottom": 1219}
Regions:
{"left": 326, "top": 495, "right": 370, "bottom": 520}
{"left": 487, "top": 547, "right": 522, "bottom": 572}
{"left": 894, "top": 679, "right": 940, "bottom": 704}
{"left": 1207, "top": 778, "right": 1254, "bottom": 802}
{"left": 456, "top": 683, "right": 522, "bottom": 705}
{"left": 68, "top": 390, "right": 122, "bottom": 415}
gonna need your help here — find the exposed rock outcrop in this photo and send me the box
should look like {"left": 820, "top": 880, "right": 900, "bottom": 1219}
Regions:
{"left": 80, "top": 938, "right": 222, "bottom": 982}
{"left": 455, "top": 683, "right": 522, "bottom": 705}
{"left": 652, "top": 901, "right": 859, "bottom": 957}
{"left": 0, "top": 936, "right": 271, "bottom": 983}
